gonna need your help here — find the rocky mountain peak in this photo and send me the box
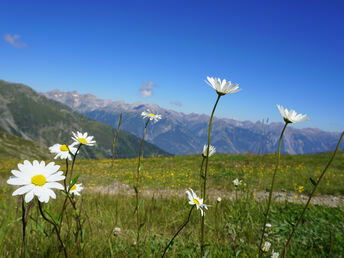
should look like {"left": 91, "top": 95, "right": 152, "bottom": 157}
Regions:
{"left": 42, "top": 89, "right": 341, "bottom": 155}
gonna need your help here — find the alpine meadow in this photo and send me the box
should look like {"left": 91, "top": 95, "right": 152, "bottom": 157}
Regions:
{"left": 1, "top": 1, "right": 344, "bottom": 257}
{"left": 0, "top": 77, "right": 343, "bottom": 258}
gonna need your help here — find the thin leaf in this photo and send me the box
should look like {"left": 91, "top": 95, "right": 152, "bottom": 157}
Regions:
{"left": 44, "top": 208, "right": 61, "bottom": 227}
{"left": 310, "top": 177, "right": 317, "bottom": 186}
{"left": 30, "top": 216, "right": 48, "bottom": 237}
{"left": 133, "top": 200, "right": 143, "bottom": 215}
{"left": 202, "top": 249, "right": 210, "bottom": 258}
{"left": 69, "top": 174, "right": 80, "bottom": 189}
{"left": 108, "top": 239, "right": 113, "bottom": 256}
{"left": 139, "top": 222, "right": 145, "bottom": 232}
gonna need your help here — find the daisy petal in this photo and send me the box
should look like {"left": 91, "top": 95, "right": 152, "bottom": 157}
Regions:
{"left": 24, "top": 190, "right": 34, "bottom": 203}
{"left": 12, "top": 184, "right": 34, "bottom": 196}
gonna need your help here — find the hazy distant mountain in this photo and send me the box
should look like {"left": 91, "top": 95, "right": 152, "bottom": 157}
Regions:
{"left": 42, "top": 89, "right": 342, "bottom": 155}
{"left": 0, "top": 80, "right": 170, "bottom": 159}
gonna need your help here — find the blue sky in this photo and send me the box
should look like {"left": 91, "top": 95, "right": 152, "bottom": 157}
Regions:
{"left": 0, "top": 0, "right": 343, "bottom": 131}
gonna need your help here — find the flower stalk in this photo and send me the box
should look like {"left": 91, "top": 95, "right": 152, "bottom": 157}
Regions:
{"left": 214, "top": 200, "right": 220, "bottom": 237}
{"left": 21, "top": 197, "right": 27, "bottom": 257}
{"left": 162, "top": 205, "right": 194, "bottom": 257}
{"left": 59, "top": 144, "right": 83, "bottom": 245}
{"left": 135, "top": 119, "right": 150, "bottom": 257}
{"left": 59, "top": 144, "right": 80, "bottom": 222}
{"left": 69, "top": 144, "right": 82, "bottom": 183}
{"left": 259, "top": 121, "right": 288, "bottom": 255}
{"left": 199, "top": 157, "right": 205, "bottom": 196}
{"left": 111, "top": 113, "right": 122, "bottom": 169}
{"left": 38, "top": 201, "right": 68, "bottom": 258}
{"left": 201, "top": 93, "right": 221, "bottom": 256}
{"left": 282, "top": 131, "right": 344, "bottom": 257}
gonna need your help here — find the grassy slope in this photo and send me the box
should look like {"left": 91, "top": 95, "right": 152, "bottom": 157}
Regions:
{"left": 0, "top": 80, "right": 170, "bottom": 158}
{"left": 0, "top": 132, "right": 50, "bottom": 160}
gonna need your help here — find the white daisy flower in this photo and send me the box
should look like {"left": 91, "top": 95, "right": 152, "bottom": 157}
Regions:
{"left": 205, "top": 76, "right": 241, "bottom": 95}
{"left": 271, "top": 250, "right": 279, "bottom": 258}
{"left": 186, "top": 188, "right": 208, "bottom": 216}
{"left": 266, "top": 223, "right": 272, "bottom": 228}
{"left": 262, "top": 241, "right": 271, "bottom": 252}
{"left": 141, "top": 110, "right": 162, "bottom": 123}
{"left": 233, "top": 178, "right": 242, "bottom": 187}
{"left": 276, "top": 104, "right": 309, "bottom": 123}
{"left": 72, "top": 131, "right": 96, "bottom": 146}
{"left": 68, "top": 183, "right": 83, "bottom": 196}
{"left": 217, "top": 197, "right": 222, "bottom": 202}
{"left": 7, "top": 160, "right": 65, "bottom": 203}
{"left": 113, "top": 227, "right": 121, "bottom": 236}
{"left": 49, "top": 143, "right": 78, "bottom": 160}
{"left": 202, "top": 144, "right": 216, "bottom": 157}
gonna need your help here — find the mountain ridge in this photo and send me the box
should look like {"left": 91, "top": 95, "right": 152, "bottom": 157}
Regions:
{"left": 0, "top": 80, "right": 171, "bottom": 159}
{"left": 42, "top": 89, "right": 342, "bottom": 155}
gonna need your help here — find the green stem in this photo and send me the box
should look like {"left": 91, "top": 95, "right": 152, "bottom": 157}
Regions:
{"left": 111, "top": 113, "right": 123, "bottom": 169}
{"left": 59, "top": 159, "right": 69, "bottom": 232}
{"left": 21, "top": 197, "right": 26, "bottom": 258}
{"left": 136, "top": 119, "right": 150, "bottom": 258}
{"left": 60, "top": 144, "right": 81, "bottom": 235}
{"left": 328, "top": 230, "right": 333, "bottom": 258}
{"left": 201, "top": 94, "right": 221, "bottom": 256}
{"left": 69, "top": 144, "right": 82, "bottom": 184}
{"left": 235, "top": 188, "right": 238, "bottom": 202}
{"left": 162, "top": 205, "right": 194, "bottom": 257}
{"left": 63, "top": 159, "right": 69, "bottom": 191}
{"left": 258, "top": 122, "right": 288, "bottom": 256}
{"left": 215, "top": 202, "right": 218, "bottom": 237}
{"left": 38, "top": 201, "right": 68, "bottom": 258}
{"left": 199, "top": 157, "right": 205, "bottom": 196}
{"left": 67, "top": 145, "right": 83, "bottom": 246}
{"left": 68, "top": 195, "right": 83, "bottom": 245}
{"left": 282, "top": 131, "right": 344, "bottom": 257}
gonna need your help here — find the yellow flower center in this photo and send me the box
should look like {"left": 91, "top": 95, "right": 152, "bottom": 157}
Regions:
{"left": 70, "top": 185, "right": 77, "bottom": 191}
{"left": 149, "top": 113, "right": 155, "bottom": 117}
{"left": 193, "top": 198, "right": 200, "bottom": 205}
{"left": 78, "top": 138, "right": 87, "bottom": 144}
{"left": 31, "top": 175, "right": 46, "bottom": 186}
{"left": 60, "top": 144, "right": 68, "bottom": 152}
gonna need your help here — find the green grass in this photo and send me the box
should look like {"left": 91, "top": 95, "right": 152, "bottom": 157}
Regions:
{"left": 2, "top": 151, "right": 340, "bottom": 195}
{"left": 0, "top": 132, "right": 50, "bottom": 160}
{"left": 0, "top": 187, "right": 343, "bottom": 257}
{"left": 0, "top": 151, "right": 343, "bottom": 257}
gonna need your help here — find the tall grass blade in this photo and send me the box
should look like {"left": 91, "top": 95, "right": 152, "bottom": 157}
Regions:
{"left": 111, "top": 113, "right": 123, "bottom": 169}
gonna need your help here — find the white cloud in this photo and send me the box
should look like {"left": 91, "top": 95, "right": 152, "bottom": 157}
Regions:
{"left": 4, "top": 34, "right": 27, "bottom": 48}
{"left": 170, "top": 100, "right": 182, "bottom": 107}
{"left": 140, "top": 81, "right": 155, "bottom": 98}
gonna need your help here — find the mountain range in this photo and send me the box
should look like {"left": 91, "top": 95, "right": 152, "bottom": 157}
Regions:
{"left": 0, "top": 80, "right": 170, "bottom": 159}
{"left": 42, "top": 89, "right": 342, "bottom": 155}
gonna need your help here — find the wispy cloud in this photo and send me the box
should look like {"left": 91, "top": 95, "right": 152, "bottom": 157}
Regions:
{"left": 170, "top": 100, "right": 182, "bottom": 107}
{"left": 140, "top": 81, "right": 156, "bottom": 98}
{"left": 4, "top": 34, "right": 27, "bottom": 48}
